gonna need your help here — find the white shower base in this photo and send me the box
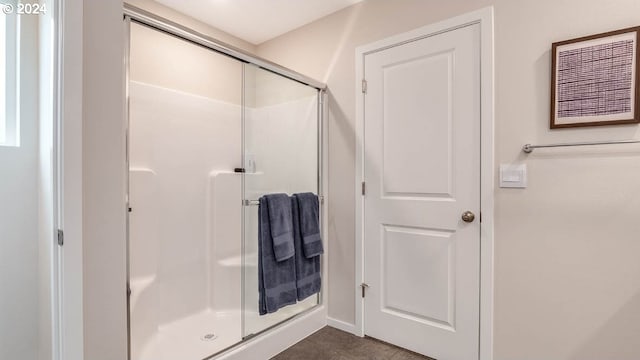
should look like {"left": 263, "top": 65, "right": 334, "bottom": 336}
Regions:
{"left": 136, "top": 309, "right": 241, "bottom": 360}
{"left": 244, "top": 296, "right": 319, "bottom": 337}
{"left": 135, "top": 300, "right": 319, "bottom": 360}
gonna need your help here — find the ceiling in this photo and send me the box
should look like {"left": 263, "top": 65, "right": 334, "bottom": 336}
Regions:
{"left": 154, "top": 0, "right": 364, "bottom": 45}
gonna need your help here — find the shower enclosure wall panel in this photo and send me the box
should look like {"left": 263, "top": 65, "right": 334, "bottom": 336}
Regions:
{"left": 128, "top": 81, "right": 244, "bottom": 360}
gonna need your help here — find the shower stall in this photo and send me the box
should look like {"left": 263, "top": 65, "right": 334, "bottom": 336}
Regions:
{"left": 124, "top": 6, "right": 325, "bottom": 360}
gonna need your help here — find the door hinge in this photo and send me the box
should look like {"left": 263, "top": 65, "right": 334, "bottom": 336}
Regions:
{"left": 361, "top": 181, "right": 366, "bottom": 196}
{"left": 57, "top": 229, "right": 64, "bottom": 246}
{"left": 361, "top": 79, "right": 367, "bottom": 94}
{"left": 360, "top": 283, "right": 369, "bottom": 298}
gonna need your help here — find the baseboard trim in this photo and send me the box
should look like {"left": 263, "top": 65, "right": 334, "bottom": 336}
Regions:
{"left": 327, "top": 317, "right": 359, "bottom": 336}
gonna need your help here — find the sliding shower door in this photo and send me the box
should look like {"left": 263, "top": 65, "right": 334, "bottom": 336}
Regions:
{"left": 128, "top": 21, "right": 244, "bottom": 360}
{"left": 127, "top": 16, "right": 323, "bottom": 360}
{"left": 242, "top": 64, "right": 321, "bottom": 338}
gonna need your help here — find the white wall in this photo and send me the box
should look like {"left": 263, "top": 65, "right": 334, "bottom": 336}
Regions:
{"left": 82, "top": 1, "right": 127, "bottom": 359}
{"left": 59, "top": 0, "right": 84, "bottom": 359}
{"left": 0, "top": 11, "right": 40, "bottom": 360}
{"left": 256, "top": 0, "right": 640, "bottom": 359}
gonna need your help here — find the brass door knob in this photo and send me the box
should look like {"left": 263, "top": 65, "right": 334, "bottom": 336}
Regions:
{"left": 461, "top": 211, "right": 475, "bottom": 223}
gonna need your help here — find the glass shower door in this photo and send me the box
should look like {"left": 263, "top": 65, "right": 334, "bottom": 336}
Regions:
{"left": 127, "top": 21, "right": 244, "bottom": 360}
{"left": 242, "top": 64, "right": 321, "bottom": 337}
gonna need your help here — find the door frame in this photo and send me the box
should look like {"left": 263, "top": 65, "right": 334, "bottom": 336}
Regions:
{"left": 354, "top": 7, "right": 495, "bottom": 360}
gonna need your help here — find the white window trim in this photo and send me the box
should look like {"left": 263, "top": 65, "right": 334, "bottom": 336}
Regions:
{"left": 1, "top": 0, "right": 19, "bottom": 147}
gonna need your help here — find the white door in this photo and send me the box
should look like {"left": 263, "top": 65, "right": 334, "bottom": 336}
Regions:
{"left": 363, "top": 23, "right": 480, "bottom": 360}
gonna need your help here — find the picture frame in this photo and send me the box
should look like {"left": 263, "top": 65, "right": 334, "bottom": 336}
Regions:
{"left": 550, "top": 26, "right": 640, "bottom": 128}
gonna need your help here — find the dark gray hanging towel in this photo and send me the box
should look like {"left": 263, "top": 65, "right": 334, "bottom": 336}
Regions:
{"left": 293, "top": 192, "right": 324, "bottom": 258}
{"left": 266, "top": 193, "right": 295, "bottom": 261}
{"left": 259, "top": 196, "right": 297, "bottom": 315}
{"left": 292, "top": 195, "right": 322, "bottom": 301}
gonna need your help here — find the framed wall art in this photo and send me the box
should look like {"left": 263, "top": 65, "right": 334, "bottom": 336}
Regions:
{"left": 550, "top": 26, "right": 640, "bottom": 128}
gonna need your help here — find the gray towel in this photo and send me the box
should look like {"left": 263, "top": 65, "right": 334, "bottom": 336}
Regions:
{"left": 265, "top": 193, "right": 295, "bottom": 261}
{"left": 293, "top": 193, "right": 324, "bottom": 258}
{"left": 259, "top": 197, "right": 298, "bottom": 315}
{"left": 291, "top": 196, "right": 321, "bottom": 301}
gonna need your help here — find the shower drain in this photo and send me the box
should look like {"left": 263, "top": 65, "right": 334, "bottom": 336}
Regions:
{"left": 201, "top": 333, "right": 218, "bottom": 341}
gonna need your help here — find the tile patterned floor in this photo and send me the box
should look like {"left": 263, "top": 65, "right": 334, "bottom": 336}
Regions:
{"left": 271, "top": 327, "right": 435, "bottom": 360}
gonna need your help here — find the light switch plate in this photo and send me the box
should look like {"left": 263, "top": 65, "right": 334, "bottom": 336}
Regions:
{"left": 500, "top": 164, "right": 527, "bottom": 188}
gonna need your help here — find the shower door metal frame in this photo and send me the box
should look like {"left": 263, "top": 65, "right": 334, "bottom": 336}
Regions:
{"left": 123, "top": 5, "right": 327, "bottom": 360}
{"left": 124, "top": 16, "right": 132, "bottom": 360}
{"left": 123, "top": 4, "right": 326, "bottom": 90}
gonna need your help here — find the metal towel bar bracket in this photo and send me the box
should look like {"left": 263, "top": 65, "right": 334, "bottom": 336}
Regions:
{"left": 523, "top": 139, "right": 640, "bottom": 153}
{"left": 243, "top": 196, "right": 324, "bottom": 206}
